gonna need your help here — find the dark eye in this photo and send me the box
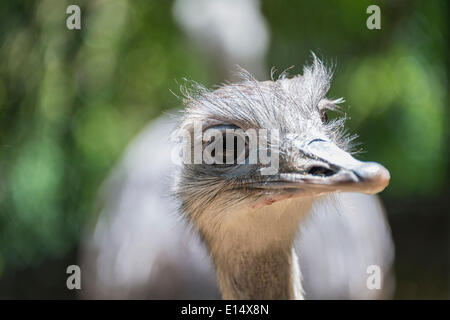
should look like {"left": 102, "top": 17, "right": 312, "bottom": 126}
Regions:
{"left": 204, "top": 125, "right": 249, "bottom": 165}
{"left": 321, "top": 110, "right": 328, "bottom": 124}
{"left": 220, "top": 133, "right": 248, "bottom": 164}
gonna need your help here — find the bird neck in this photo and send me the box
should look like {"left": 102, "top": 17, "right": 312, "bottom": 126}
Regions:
{"left": 215, "top": 245, "right": 304, "bottom": 300}
{"left": 195, "top": 196, "right": 314, "bottom": 299}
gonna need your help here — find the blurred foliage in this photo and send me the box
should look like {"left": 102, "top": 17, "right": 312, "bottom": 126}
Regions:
{"left": 0, "top": 0, "right": 447, "bottom": 287}
{"left": 0, "top": 0, "right": 210, "bottom": 271}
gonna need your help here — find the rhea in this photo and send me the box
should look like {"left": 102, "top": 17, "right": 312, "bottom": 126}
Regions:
{"left": 81, "top": 57, "right": 393, "bottom": 300}
{"left": 173, "top": 57, "right": 390, "bottom": 299}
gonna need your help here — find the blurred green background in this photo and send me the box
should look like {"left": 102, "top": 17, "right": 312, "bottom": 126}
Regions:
{"left": 0, "top": 0, "right": 448, "bottom": 298}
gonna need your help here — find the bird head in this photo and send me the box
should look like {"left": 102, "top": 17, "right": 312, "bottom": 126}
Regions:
{"left": 174, "top": 56, "right": 390, "bottom": 216}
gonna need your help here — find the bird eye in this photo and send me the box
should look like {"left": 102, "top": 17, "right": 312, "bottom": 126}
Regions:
{"left": 203, "top": 125, "right": 249, "bottom": 165}
{"left": 321, "top": 110, "right": 328, "bottom": 124}
{"left": 220, "top": 133, "right": 248, "bottom": 164}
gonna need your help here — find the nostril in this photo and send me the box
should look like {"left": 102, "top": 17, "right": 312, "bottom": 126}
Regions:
{"left": 307, "top": 166, "right": 337, "bottom": 177}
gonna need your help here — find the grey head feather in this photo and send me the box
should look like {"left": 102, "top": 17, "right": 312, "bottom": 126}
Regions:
{"left": 177, "top": 54, "right": 353, "bottom": 150}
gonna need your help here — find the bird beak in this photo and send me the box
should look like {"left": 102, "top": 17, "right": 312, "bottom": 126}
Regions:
{"left": 260, "top": 139, "right": 390, "bottom": 196}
